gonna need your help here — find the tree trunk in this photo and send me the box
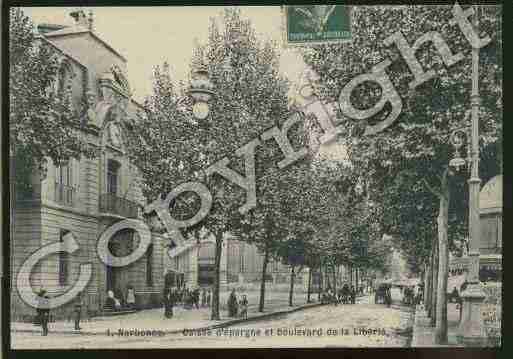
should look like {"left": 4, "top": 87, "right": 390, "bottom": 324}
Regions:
{"left": 289, "top": 265, "right": 295, "bottom": 306}
{"left": 258, "top": 244, "right": 270, "bottom": 312}
{"left": 430, "top": 236, "right": 439, "bottom": 327}
{"left": 424, "top": 260, "right": 430, "bottom": 309}
{"left": 210, "top": 235, "right": 223, "bottom": 320}
{"left": 435, "top": 175, "right": 450, "bottom": 344}
{"left": 355, "top": 267, "right": 359, "bottom": 293}
{"left": 332, "top": 265, "right": 337, "bottom": 294}
{"left": 318, "top": 266, "right": 322, "bottom": 301}
{"left": 324, "top": 265, "right": 330, "bottom": 290}
{"left": 426, "top": 245, "right": 434, "bottom": 316}
{"left": 307, "top": 267, "right": 312, "bottom": 303}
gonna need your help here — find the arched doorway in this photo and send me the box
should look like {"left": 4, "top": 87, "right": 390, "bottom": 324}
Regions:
{"left": 198, "top": 242, "right": 215, "bottom": 287}
{"left": 106, "top": 228, "right": 138, "bottom": 304}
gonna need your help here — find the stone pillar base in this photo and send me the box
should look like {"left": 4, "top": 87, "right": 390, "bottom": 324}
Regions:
{"left": 458, "top": 283, "right": 486, "bottom": 347}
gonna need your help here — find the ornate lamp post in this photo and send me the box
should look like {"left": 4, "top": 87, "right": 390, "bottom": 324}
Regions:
{"left": 449, "top": 5, "right": 486, "bottom": 347}
{"left": 188, "top": 65, "right": 216, "bottom": 121}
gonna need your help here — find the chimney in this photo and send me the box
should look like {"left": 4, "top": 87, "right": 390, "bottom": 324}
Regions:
{"left": 69, "top": 8, "right": 88, "bottom": 28}
{"left": 88, "top": 10, "right": 94, "bottom": 31}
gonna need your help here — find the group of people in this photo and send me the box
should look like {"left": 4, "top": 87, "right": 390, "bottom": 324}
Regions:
{"left": 104, "top": 285, "right": 137, "bottom": 311}
{"left": 163, "top": 287, "right": 212, "bottom": 318}
{"left": 321, "top": 284, "right": 357, "bottom": 305}
{"left": 36, "top": 289, "right": 85, "bottom": 336}
{"left": 402, "top": 284, "right": 424, "bottom": 306}
{"left": 227, "top": 289, "right": 248, "bottom": 319}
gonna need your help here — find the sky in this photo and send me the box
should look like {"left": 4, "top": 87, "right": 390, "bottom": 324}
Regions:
{"left": 22, "top": 6, "right": 308, "bottom": 103}
{"left": 22, "top": 6, "right": 346, "bottom": 161}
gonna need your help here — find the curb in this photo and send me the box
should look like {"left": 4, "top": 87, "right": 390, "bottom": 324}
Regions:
{"left": 13, "top": 295, "right": 368, "bottom": 336}
{"left": 12, "top": 302, "right": 327, "bottom": 336}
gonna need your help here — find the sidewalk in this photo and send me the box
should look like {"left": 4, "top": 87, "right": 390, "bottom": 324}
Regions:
{"left": 411, "top": 303, "right": 463, "bottom": 347}
{"left": 12, "top": 290, "right": 343, "bottom": 336}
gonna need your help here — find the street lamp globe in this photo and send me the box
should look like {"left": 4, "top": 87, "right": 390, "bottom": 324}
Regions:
{"left": 449, "top": 130, "right": 467, "bottom": 172}
{"left": 188, "top": 65, "right": 216, "bottom": 120}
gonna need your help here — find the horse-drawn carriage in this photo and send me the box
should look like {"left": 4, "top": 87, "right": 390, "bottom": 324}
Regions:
{"left": 374, "top": 282, "right": 392, "bottom": 306}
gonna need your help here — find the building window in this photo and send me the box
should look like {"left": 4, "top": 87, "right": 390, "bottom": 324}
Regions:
{"left": 146, "top": 243, "right": 153, "bottom": 287}
{"left": 55, "top": 161, "right": 76, "bottom": 206}
{"left": 107, "top": 160, "right": 120, "bottom": 195}
{"left": 59, "top": 229, "right": 71, "bottom": 286}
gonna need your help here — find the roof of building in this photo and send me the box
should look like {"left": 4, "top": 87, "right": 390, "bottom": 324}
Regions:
{"left": 480, "top": 174, "right": 502, "bottom": 213}
{"left": 37, "top": 35, "right": 87, "bottom": 71}
{"left": 43, "top": 25, "right": 127, "bottom": 63}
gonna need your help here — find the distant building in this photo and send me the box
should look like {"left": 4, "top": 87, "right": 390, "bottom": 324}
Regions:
{"left": 449, "top": 174, "right": 502, "bottom": 282}
{"left": 162, "top": 232, "right": 323, "bottom": 292}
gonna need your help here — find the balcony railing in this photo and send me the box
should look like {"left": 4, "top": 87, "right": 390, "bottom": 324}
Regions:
{"left": 99, "top": 193, "right": 139, "bottom": 218}
{"left": 55, "top": 183, "right": 76, "bottom": 206}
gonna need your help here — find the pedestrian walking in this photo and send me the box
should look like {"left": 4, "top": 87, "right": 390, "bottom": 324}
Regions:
{"left": 163, "top": 288, "right": 174, "bottom": 318}
{"left": 239, "top": 294, "right": 248, "bottom": 319}
{"left": 193, "top": 287, "right": 200, "bottom": 309}
{"left": 228, "top": 289, "right": 238, "bottom": 317}
{"left": 350, "top": 285, "right": 356, "bottom": 304}
{"left": 126, "top": 285, "right": 136, "bottom": 310}
{"left": 206, "top": 289, "right": 211, "bottom": 308}
{"left": 201, "top": 288, "right": 207, "bottom": 307}
{"left": 74, "top": 292, "right": 83, "bottom": 331}
{"left": 37, "top": 289, "right": 50, "bottom": 336}
{"left": 184, "top": 288, "right": 193, "bottom": 309}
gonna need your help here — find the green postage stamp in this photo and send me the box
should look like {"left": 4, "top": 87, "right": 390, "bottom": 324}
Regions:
{"left": 283, "top": 5, "right": 352, "bottom": 45}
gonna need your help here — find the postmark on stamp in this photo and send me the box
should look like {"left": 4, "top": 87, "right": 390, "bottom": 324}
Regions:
{"left": 283, "top": 5, "right": 352, "bottom": 46}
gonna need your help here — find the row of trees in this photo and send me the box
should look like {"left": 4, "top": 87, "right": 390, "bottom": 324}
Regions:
{"left": 10, "top": 8, "right": 98, "bottom": 195}
{"left": 300, "top": 5, "right": 502, "bottom": 344}
{"left": 127, "top": 9, "right": 393, "bottom": 320}
{"left": 9, "top": 6, "right": 429, "bottom": 325}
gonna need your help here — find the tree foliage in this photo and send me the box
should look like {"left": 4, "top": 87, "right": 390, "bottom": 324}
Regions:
{"left": 10, "top": 8, "right": 96, "bottom": 195}
{"left": 300, "top": 4, "right": 502, "bottom": 270}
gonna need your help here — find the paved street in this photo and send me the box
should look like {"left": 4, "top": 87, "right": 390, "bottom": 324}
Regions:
{"left": 12, "top": 290, "right": 414, "bottom": 349}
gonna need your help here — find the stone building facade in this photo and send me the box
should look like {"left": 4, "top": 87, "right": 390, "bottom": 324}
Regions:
{"left": 163, "top": 232, "right": 343, "bottom": 293}
{"left": 11, "top": 10, "right": 166, "bottom": 320}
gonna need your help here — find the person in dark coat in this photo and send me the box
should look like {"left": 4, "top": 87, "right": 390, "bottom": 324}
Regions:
{"left": 206, "top": 289, "right": 211, "bottom": 308}
{"left": 193, "top": 288, "right": 200, "bottom": 309}
{"left": 201, "top": 288, "right": 207, "bottom": 308}
{"left": 228, "top": 289, "right": 238, "bottom": 317}
{"left": 163, "top": 288, "right": 174, "bottom": 318}
{"left": 449, "top": 287, "right": 460, "bottom": 303}
{"left": 239, "top": 294, "right": 248, "bottom": 319}
{"left": 74, "top": 292, "right": 83, "bottom": 330}
{"left": 37, "top": 289, "right": 50, "bottom": 336}
{"left": 350, "top": 285, "right": 356, "bottom": 304}
{"left": 184, "top": 289, "right": 193, "bottom": 309}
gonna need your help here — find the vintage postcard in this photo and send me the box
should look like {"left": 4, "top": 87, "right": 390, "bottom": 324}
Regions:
{"left": 7, "top": 4, "right": 502, "bottom": 351}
